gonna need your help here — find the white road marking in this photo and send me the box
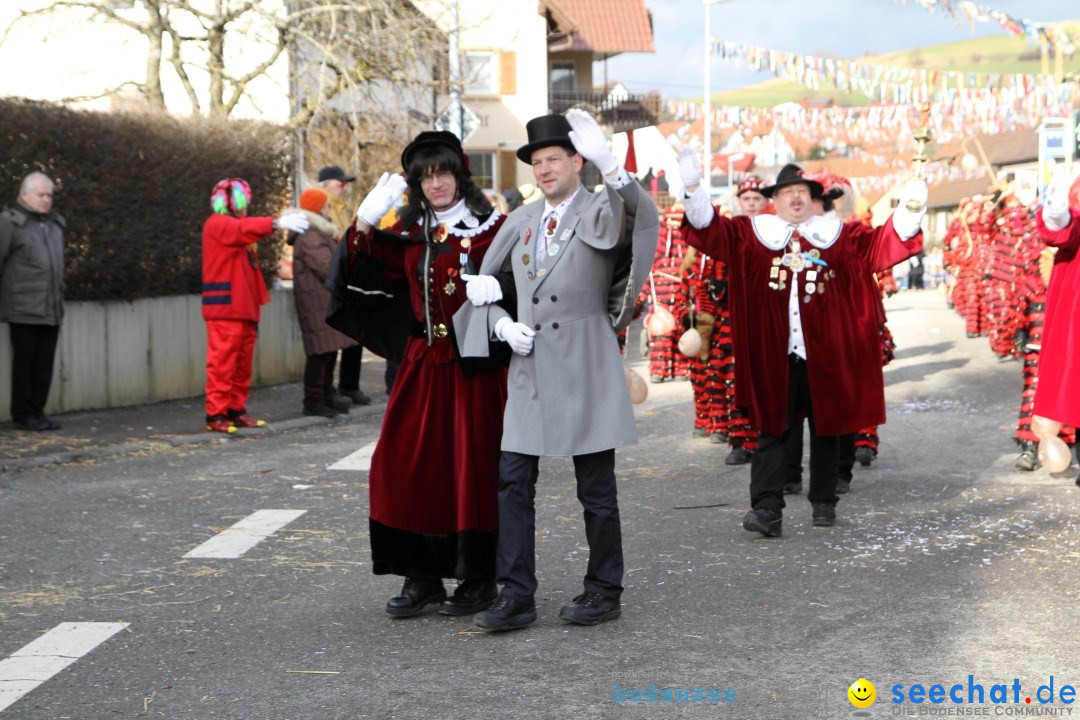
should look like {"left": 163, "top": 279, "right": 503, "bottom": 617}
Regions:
{"left": 0, "top": 622, "right": 128, "bottom": 713}
{"left": 328, "top": 442, "right": 377, "bottom": 471}
{"left": 183, "top": 509, "right": 307, "bottom": 559}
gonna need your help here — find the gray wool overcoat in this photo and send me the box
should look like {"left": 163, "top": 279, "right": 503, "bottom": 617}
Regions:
{"left": 453, "top": 179, "right": 658, "bottom": 457}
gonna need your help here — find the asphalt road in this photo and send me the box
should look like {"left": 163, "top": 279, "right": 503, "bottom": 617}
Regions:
{"left": 3, "top": 289, "right": 1080, "bottom": 720}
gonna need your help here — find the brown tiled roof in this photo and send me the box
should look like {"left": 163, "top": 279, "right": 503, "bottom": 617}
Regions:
{"left": 545, "top": 0, "right": 654, "bottom": 56}
{"left": 932, "top": 129, "right": 1037, "bottom": 167}
{"left": 927, "top": 176, "right": 999, "bottom": 210}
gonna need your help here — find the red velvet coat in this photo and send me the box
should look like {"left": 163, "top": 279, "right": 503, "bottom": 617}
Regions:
{"left": 201, "top": 214, "right": 273, "bottom": 321}
{"left": 354, "top": 204, "right": 508, "bottom": 579}
{"left": 1033, "top": 209, "right": 1080, "bottom": 427}
{"left": 683, "top": 211, "right": 921, "bottom": 437}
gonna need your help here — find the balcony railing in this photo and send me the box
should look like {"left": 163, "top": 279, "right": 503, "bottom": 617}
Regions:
{"left": 548, "top": 90, "right": 661, "bottom": 130}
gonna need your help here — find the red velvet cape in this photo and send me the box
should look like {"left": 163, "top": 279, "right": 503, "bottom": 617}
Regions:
{"left": 682, "top": 212, "right": 921, "bottom": 437}
{"left": 1033, "top": 209, "right": 1080, "bottom": 427}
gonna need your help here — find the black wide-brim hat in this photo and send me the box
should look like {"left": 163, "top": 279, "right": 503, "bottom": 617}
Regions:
{"left": 401, "top": 131, "right": 469, "bottom": 175}
{"left": 516, "top": 114, "right": 576, "bottom": 163}
{"left": 761, "top": 163, "right": 824, "bottom": 199}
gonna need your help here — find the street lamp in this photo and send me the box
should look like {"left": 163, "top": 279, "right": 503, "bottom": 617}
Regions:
{"left": 703, "top": 0, "right": 732, "bottom": 198}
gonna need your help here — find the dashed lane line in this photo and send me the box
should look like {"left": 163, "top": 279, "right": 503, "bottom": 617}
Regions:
{"left": 183, "top": 509, "right": 308, "bottom": 559}
{"left": 0, "top": 622, "right": 129, "bottom": 713}
{"left": 328, "top": 442, "right": 377, "bottom": 471}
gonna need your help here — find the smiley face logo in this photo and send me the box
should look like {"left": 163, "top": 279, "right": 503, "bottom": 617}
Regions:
{"left": 848, "top": 678, "right": 876, "bottom": 708}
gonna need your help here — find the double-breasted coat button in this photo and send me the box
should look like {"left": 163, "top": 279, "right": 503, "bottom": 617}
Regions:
{"left": 551, "top": 295, "right": 558, "bottom": 302}
{"left": 552, "top": 322, "right": 559, "bottom": 329}
{"left": 534, "top": 323, "right": 541, "bottom": 331}
{"left": 532, "top": 297, "right": 539, "bottom": 304}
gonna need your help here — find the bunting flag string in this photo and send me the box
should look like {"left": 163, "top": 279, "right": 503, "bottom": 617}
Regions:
{"left": 888, "top": 0, "right": 1079, "bottom": 56}
{"left": 710, "top": 39, "right": 1063, "bottom": 104}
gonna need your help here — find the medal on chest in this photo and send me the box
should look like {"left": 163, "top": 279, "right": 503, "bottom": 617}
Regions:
{"left": 769, "top": 233, "right": 830, "bottom": 301}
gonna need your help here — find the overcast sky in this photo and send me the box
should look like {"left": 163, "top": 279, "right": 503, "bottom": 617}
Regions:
{"left": 601, "top": 0, "right": 1080, "bottom": 99}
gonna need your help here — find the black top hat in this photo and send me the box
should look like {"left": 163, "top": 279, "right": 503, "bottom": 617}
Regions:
{"left": 317, "top": 165, "right": 356, "bottom": 183}
{"left": 401, "top": 131, "right": 469, "bottom": 174}
{"left": 516, "top": 114, "right": 576, "bottom": 163}
{"left": 761, "top": 163, "right": 823, "bottom": 199}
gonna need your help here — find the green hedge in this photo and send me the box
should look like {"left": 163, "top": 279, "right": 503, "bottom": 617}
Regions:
{"left": 0, "top": 98, "right": 292, "bottom": 301}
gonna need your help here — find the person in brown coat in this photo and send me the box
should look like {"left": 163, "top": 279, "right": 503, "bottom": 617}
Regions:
{"left": 289, "top": 188, "right": 358, "bottom": 417}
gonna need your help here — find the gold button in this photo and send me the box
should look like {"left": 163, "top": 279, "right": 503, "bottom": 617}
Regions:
{"left": 434, "top": 323, "right": 448, "bottom": 339}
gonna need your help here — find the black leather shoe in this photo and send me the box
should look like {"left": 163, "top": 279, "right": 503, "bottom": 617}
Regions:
{"left": 783, "top": 481, "right": 803, "bottom": 494}
{"left": 742, "top": 508, "right": 782, "bottom": 537}
{"left": 1015, "top": 445, "right": 1037, "bottom": 472}
{"left": 709, "top": 432, "right": 726, "bottom": 444}
{"left": 16, "top": 415, "right": 51, "bottom": 431}
{"left": 340, "top": 388, "right": 372, "bottom": 406}
{"left": 302, "top": 404, "right": 342, "bottom": 418}
{"left": 725, "top": 446, "right": 752, "bottom": 465}
{"left": 385, "top": 578, "right": 446, "bottom": 618}
{"left": 855, "top": 447, "right": 874, "bottom": 467}
{"left": 331, "top": 393, "right": 352, "bottom": 412}
{"left": 559, "top": 591, "right": 621, "bottom": 625}
{"left": 439, "top": 579, "right": 498, "bottom": 616}
{"left": 835, "top": 478, "right": 851, "bottom": 494}
{"left": 812, "top": 503, "right": 836, "bottom": 527}
{"left": 474, "top": 594, "right": 536, "bottom": 631}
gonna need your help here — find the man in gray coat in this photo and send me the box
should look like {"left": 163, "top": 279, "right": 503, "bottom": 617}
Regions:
{"left": 0, "top": 172, "right": 65, "bottom": 431}
{"left": 454, "top": 109, "right": 658, "bottom": 630}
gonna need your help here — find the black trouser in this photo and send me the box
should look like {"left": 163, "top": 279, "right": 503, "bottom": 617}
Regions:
{"left": 750, "top": 354, "right": 839, "bottom": 514}
{"left": 9, "top": 323, "right": 60, "bottom": 423}
{"left": 785, "top": 417, "right": 804, "bottom": 485}
{"left": 497, "top": 449, "right": 623, "bottom": 602}
{"left": 837, "top": 433, "right": 856, "bottom": 482}
{"left": 338, "top": 345, "right": 363, "bottom": 392}
{"left": 302, "top": 351, "right": 337, "bottom": 411}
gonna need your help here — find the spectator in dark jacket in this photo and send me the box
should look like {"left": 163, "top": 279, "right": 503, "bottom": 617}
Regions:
{"left": 288, "top": 188, "right": 359, "bottom": 417}
{"left": 0, "top": 172, "right": 65, "bottom": 430}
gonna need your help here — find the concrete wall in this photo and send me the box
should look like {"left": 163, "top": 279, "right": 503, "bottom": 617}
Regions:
{"left": 0, "top": 290, "right": 306, "bottom": 421}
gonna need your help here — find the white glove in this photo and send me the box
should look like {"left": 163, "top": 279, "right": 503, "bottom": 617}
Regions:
{"left": 494, "top": 317, "right": 535, "bottom": 356}
{"left": 277, "top": 212, "right": 309, "bottom": 233}
{"left": 892, "top": 178, "right": 928, "bottom": 240}
{"left": 357, "top": 172, "right": 408, "bottom": 227}
{"left": 461, "top": 273, "right": 503, "bottom": 306}
{"left": 1043, "top": 167, "right": 1072, "bottom": 231}
{"left": 566, "top": 109, "right": 618, "bottom": 176}
{"left": 677, "top": 146, "right": 703, "bottom": 191}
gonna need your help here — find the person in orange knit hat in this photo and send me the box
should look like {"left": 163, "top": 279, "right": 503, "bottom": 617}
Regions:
{"left": 201, "top": 178, "right": 309, "bottom": 433}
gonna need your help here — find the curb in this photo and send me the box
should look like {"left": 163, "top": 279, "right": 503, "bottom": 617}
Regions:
{"left": 0, "top": 403, "right": 386, "bottom": 474}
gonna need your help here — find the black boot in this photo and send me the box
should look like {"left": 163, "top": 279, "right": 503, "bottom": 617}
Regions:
{"left": 439, "top": 579, "right": 498, "bottom": 616}
{"left": 385, "top": 577, "right": 446, "bottom": 618}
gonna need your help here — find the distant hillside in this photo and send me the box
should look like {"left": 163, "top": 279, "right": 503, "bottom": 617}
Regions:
{"left": 696, "top": 32, "right": 1080, "bottom": 108}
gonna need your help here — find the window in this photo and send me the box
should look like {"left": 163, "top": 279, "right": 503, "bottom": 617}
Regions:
{"left": 470, "top": 151, "right": 495, "bottom": 191}
{"left": 551, "top": 62, "right": 576, "bottom": 92}
{"left": 464, "top": 52, "right": 495, "bottom": 95}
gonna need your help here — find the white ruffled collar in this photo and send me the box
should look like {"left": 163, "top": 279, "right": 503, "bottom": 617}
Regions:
{"left": 416, "top": 201, "right": 503, "bottom": 239}
{"left": 751, "top": 212, "right": 842, "bottom": 250}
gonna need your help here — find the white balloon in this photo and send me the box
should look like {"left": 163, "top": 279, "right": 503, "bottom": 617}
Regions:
{"left": 1038, "top": 435, "right": 1072, "bottom": 473}
{"left": 626, "top": 368, "right": 648, "bottom": 404}
{"left": 678, "top": 328, "right": 702, "bottom": 357}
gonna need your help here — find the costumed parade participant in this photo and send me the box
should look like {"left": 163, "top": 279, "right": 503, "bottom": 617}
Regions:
{"left": 344, "top": 131, "right": 509, "bottom": 618}
{"left": 455, "top": 110, "right": 657, "bottom": 630}
{"left": 638, "top": 204, "right": 691, "bottom": 383}
{"left": 201, "top": 178, "right": 308, "bottom": 433}
{"left": 1031, "top": 170, "right": 1080, "bottom": 481}
{"left": 678, "top": 150, "right": 924, "bottom": 536}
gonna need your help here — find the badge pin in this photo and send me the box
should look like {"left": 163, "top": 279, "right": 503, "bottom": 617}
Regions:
{"left": 537, "top": 268, "right": 547, "bottom": 277}
{"left": 522, "top": 253, "right": 531, "bottom": 265}
{"left": 806, "top": 282, "right": 817, "bottom": 294}
{"left": 770, "top": 266, "right": 779, "bottom": 279}
{"left": 560, "top": 229, "right": 571, "bottom": 242}
{"left": 444, "top": 280, "right": 457, "bottom": 295}
{"left": 460, "top": 238, "right": 472, "bottom": 249}
{"left": 807, "top": 270, "right": 818, "bottom": 281}
{"left": 524, "top": 228, "right": 532, "bottom": 246}
{"left": 527, "top": 270, "right": 535, "bottom": 280}
{"left": 548, "top": 243, "right": 560, "bottom": 257}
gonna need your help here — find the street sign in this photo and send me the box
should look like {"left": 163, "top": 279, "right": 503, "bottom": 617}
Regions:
{"left": 435, "top": 104, "right": 481, "bottom": 142}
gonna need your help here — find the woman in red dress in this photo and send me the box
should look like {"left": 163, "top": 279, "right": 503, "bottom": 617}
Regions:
{"left": 346, "top": 132, "right": 509, "bottom": 618}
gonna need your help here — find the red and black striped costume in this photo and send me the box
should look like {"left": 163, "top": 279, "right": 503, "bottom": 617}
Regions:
{"left": 679, "top": 250, "right": 728, "bottom": 437}
{"left": 637, "top": 206, "right": 692, "bottom": 380}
